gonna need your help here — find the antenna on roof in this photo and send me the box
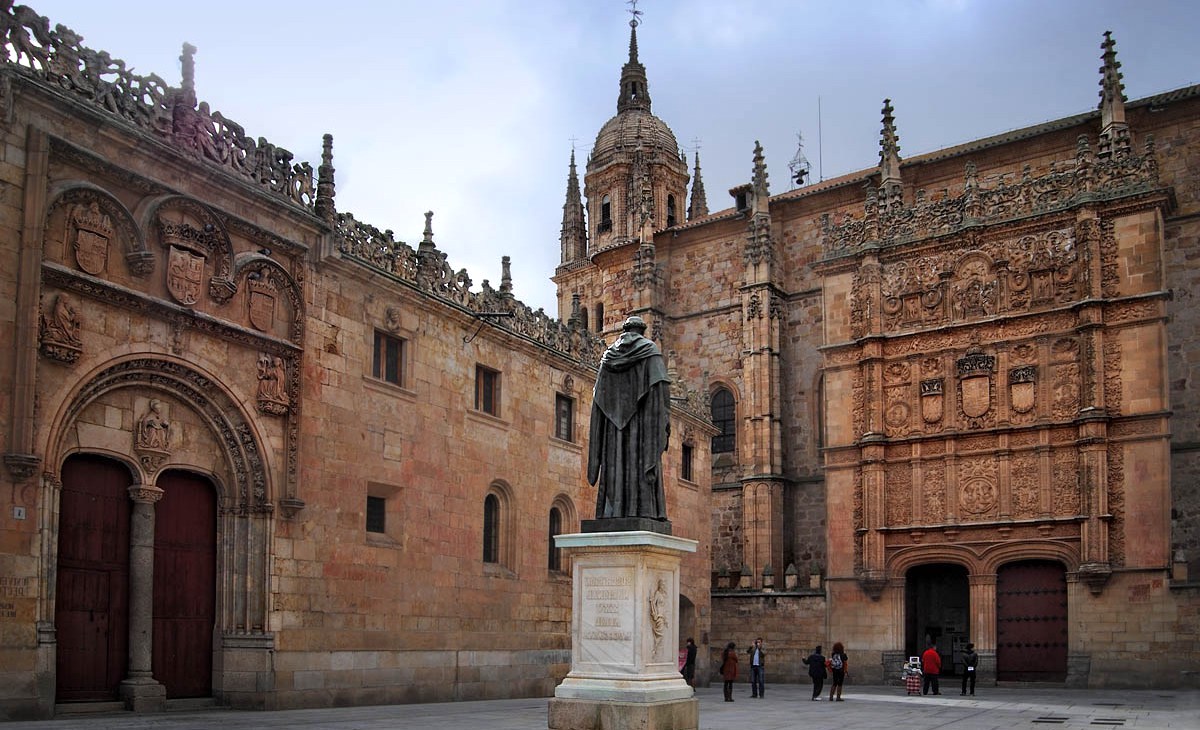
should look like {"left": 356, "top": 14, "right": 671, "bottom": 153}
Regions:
{"left": 788, "top": 132, "right": 811, "bottom": 189}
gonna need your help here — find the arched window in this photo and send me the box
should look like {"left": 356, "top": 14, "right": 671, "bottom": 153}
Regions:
{"left": 595, "top": 303, "right": 605, "bottom": 331}
{"left": 711, "top": 387, "right": 736, "bottom": 453}
{"left": 667, "top": 194, "right": 677, "bottom": 227}
{"left": 580, "top": 306, "right": 589, "bottom": 331}
{"left": 548, "top": 507, "right": 563, "bottom": 571}
{"left": 599, "top": 195, "right": 612, "bottom": 233}
{"left": 483, "top": 493, "right": 500, "bottom": 563}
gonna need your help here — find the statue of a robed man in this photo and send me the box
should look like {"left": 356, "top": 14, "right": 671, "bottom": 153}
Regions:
{"left": 587, "top": 316, "right": 671, "bottom": 524}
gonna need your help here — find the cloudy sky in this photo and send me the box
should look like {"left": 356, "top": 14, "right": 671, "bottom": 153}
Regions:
{"left": 28, "top": 0, "right": 1200, "bottom": 316}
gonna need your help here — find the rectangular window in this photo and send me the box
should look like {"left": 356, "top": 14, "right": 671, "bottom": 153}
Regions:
{"left": 681, "top": 443, "right": 694, "bottom": 482}
{"left": 555, "top": 393, "right": 574, "bottom": 441}
{"left": 366, "top": 495, "right": 386, "bottom": 534}
{"left": 372, "top": 331, "right": 405, "bottom": 386}
{"left": 476, "top": 365, "right": 500, "bottom": 416}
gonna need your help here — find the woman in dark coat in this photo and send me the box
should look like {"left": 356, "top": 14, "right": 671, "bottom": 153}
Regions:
{"left": 720, "top": 642, "right": 738, "bottom": 702}
{"left": 802, "top": 645, "right": 827, "bottom": 700}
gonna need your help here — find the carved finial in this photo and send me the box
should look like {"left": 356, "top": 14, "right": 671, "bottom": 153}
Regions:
{"left": 751, "top": 141, "right": 769, "bottom": 198}
{"left": 419, "top": 210, "right": 435, "bottom": 253}
{"left": 315, "top": 133, "right": 336, "bottom": 224}
{"left": 688, "top": 149, "right": 709, "bottom": 221}
{"left": 879, "top": 98, "right": 902, "bottom": 190}
{"left": 1098, "top": 31, "right": 1130, "bottom": 158}
{"left": 180, "top": 43, "right": 197, "bottom": 97}
{"left": 500, "top": 255, "right": 513, "bottom": 297}
{"left": 569, "top": 292, "right": 582, "bottom": 328}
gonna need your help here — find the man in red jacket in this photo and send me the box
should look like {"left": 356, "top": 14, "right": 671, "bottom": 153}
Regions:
{"left": 921, "top": 642, "right": 942, "bottom": 695}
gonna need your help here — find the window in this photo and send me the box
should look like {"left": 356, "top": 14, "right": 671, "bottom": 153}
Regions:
{"left": 599, "top": 195, "right": 612, "bottom": 232}
{"left": 711, "top": 387, "right": 736, "bottom": 453}
{"left": 580, "top": 306, "right": 589, "bottom": 331}
{"left": 483, "top": 493, "right": 500, "bottom": 563}
{"left": 366, "top": 495, "right": 386, "bottom": 534}
{"left": 681, "top": 443, "right": 694, "bottom": 481}
{"left": 555, "top": 393, "right": 574, "bottom": 441}
{"left": 475, "top": 365, "right": 500, "bottom": 416}
{"left": 372, "top": 330, "right": 405, "bottom": 386}
{"left": 595, "top": 303, "right": 604, "bottom": 331}
{"left": 548, "top": 507, "right": 563, "bottom": 571}
{"left": 667, "top": 195, "right": 677, "bottom": 227}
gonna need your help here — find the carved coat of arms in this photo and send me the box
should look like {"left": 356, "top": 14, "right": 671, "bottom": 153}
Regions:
{"left": 167, "top": 245, "right": 206, "bottom": 306}
{"left": 1009, "top": 366, "right": 1037, "bottom": 414}
{"left": 248, "top": 276, "right": 276, "bottom": 331}
{"left": 71, "top": 202, "right": 114, "bottom": 275}
{"left": 920, "top": 378, "right": 944, "bottom": 423}
{"left": 957, "top": 350, "right": 995, "bottom": 419}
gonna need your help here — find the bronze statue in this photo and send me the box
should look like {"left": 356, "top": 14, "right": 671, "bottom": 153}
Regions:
{"left": 587, "top": 316, "right": 671, "bottom": 522}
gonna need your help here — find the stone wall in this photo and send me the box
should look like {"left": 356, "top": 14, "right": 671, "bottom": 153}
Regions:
{"left": 706, "top": 592, "right": 826, "bottom": 686}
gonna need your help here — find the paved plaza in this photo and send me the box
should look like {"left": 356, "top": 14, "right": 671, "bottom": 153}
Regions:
{"left": 5, "top": 683, "right": 1197, "bottom": 730}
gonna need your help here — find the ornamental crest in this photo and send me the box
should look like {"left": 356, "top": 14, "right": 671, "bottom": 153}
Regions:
{"left": 920, "top": 378, "right": 944, "bottom": 423}
{"left": 248, "top": 275, "right": 276, "bottom": 331}
{"left": 166, "top": 245, "right": 205, "bottom": 306}
{"left": 70, "top": 202, "right": 113, "bottom": 275}
{"left": 1009, "top": 365, "right": 1037, "bottom": 414}
{"left": 957, "top": 350, "right": 995, "bottom": 419}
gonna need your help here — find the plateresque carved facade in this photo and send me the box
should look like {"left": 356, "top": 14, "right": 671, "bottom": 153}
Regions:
{"left": 556, "top": 24, "right": 1199, "bottom": 688}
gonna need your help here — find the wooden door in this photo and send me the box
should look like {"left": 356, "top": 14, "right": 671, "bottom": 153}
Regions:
{"left": 152, "top": 470, "right": 216, "bottom": 698}
{"left": 55, "top": 455, "right": 132, "bottom": 701}
{"left": 996, "top": 560, "right": 1068, "bottom": 681}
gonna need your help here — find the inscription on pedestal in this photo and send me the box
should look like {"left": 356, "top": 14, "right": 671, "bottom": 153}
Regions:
{"left": 582, "top": 572, "right": 632, "bottom": 643}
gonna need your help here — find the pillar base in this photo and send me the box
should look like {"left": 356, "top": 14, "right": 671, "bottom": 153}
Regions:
{"left": 119, "top": 677, "right": 166, "bottom": 713}
{"left": 548, "top": 696, "right": 698, "bottom": 730}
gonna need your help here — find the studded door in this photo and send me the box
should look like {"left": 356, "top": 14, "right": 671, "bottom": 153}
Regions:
{"left": 996, "top": 560, "right": 1068, "bottom": 681}
{"left": 55, "top": 455, "right": 132, "bottom": 701}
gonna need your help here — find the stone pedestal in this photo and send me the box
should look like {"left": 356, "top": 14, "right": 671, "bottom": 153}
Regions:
{"left": 548, "top": 531, "right": 698, "bottom": 730}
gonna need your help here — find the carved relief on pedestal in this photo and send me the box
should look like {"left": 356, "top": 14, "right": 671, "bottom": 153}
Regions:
{"left": 70, "top": 201, "right": 113, "bottom": 275}
{"left": 885, "top": 462, "right": 911, "bottom": 525}
{"left": 648, "top": 577, "right": 668, "bottom": 656}
{"left": 1052, "top": 449, "right": 1081, "bottom": 516}
{"left": 1011, "top": 453, "right": 1040, "bottom": 518}
{"left": 133, "top": 398, "right": 171, "bottom": 471}
{"left": 959, "top": 457, "right": 998, "bottom": 520}
{"left": 39, "top": 293, "right": 82, "bottom": 363}
{"left": 256, "top": 354, "right": 290, "bottom": 416}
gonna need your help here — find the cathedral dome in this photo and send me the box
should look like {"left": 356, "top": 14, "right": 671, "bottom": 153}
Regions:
{"left": 591, "top": 109, "right": 680, "bottom": 168}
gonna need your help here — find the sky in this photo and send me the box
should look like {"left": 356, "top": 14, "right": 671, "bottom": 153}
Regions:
{"left": 25, "top": 1, "right": 1200, "bottom": 316}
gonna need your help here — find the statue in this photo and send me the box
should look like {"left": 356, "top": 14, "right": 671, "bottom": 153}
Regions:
{"left": 587, "top": 316, "right": 671, "bottom": 523}
{"left": 136, "top": 398, "right": 170, "bottom": 451}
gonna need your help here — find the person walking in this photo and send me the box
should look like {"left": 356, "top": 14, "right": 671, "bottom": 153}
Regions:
{"left": 960, "top": 642, "right": 978, "bottom": 696}
{"left": 827, "top": 641, "right": 849, "bottom": 701}
{"left": 681, "top": 637, "right": 697, "bottom": 688}
{"left": 802, "top": 645, "right": 827, "bottom": 700}
{"left": 720, "top": 642, "right": 738, "bottom": 702}
{"left": 921, "top": 641, "right": 942, "bottom": 695}
{"left": 747, "top": 637, "right": 766, "bottom": 698}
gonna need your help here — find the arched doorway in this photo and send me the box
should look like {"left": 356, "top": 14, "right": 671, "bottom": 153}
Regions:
{"left": 153, "top": 470, "right": 217, "bottom": 698}
{"left": 55, "top": 454, "right": 133, "bottom": 701}
{"left": 996, "top": 560, "right": 1067, "bottom": 682}
{"left": 905, "top": 563, "right": 969, "bottom": 674}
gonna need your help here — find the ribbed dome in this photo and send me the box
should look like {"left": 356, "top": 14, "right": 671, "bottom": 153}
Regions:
{"left": 591, "top": 109, "right": 680, "bottom": 167}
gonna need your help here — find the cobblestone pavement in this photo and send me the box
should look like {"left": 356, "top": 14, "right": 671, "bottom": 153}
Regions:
{"left": 6, "top": 683, "right": 1198, "bottom": 729}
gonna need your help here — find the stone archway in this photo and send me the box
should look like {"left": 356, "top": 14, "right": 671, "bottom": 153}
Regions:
{"left": 905, "top": 563, "right": 970, "bottom": 673}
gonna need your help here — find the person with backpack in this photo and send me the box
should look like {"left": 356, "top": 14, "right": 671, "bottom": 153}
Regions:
{"left": 826, "top": 641, "right": 849, "bottom": 701}
{"left": 802, "top": 645, "right": 827, "bottom": 700}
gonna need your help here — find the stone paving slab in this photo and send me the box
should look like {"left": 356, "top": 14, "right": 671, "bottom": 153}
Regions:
{"left": 7, "top": 684, "right": 1197, "bottom": 729}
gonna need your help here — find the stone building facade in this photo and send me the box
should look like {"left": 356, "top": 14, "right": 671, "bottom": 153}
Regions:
{"left": 0, "top": 5, "right": 714, "bottom": 719}
{"left": 556, "top": 24, "right": 1200, "bottom": 687}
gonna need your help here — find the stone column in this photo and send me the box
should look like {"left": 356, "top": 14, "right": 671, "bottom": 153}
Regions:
{"left": 119, "top": 483, "right": 166, "bottom": 712}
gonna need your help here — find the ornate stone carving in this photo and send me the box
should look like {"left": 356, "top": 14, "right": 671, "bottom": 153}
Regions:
{"left": 134, "top": 398, "right": 171, "bottom": 471}
{"left": 385, "top": 305, "right": 402, "bottom": 333}
{"left": 648, "top": 577, "right": 668, "bottom": 655}
{"left": 39, "top": 293, "right": 82, "bottom": 363}
{"left": 4, "top": 453, "right": 40, "bottom": 482}
{"left": 959, "top": 457, "right": 998, "bottom": 518}
{"left": 746, "top": 291, "right": 763, "bottom": 320}
{"left": 957, "top": 349, "right": 995, "bottom": 421}
{"left": 1011, "top": 454, "right": 1040, "bottom": 517}
{"left": 1009, "top": 365, "right": 1037, "bottom": 419}
{"left": 884, "top": 387, "right": 911, "bottom": 436}
{"left": 256, "top": 354, "right": 290, "bottom": 416}
{"left": 923, "top": 462, "right": 945, "bottom": 521}
{"left": 920, "top": 378, "right": 944, "bottom": 425}
{"left": 247, "top": 274, "right": 276, "bottom": 331}
{"left": 885, "top": 463, "right": 911, "bottom": 525}
{"left": 1052, "top": 449, "right": 1080, "bottom": 516}
{"left": 1050, "top": 363, "right": 1080, "bottom": 419}
{"left": 128, "top": 483, "right": 165, "bottom": 504}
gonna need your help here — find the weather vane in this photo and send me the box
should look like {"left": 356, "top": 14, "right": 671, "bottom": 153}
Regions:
{"left": 627, "top": 0, "right": 643, "bottom": 27}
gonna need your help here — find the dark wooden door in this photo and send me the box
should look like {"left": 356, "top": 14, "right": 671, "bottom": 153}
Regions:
{"left": 55, "top": 454, "right": 132, "bottom": 701}
{"left": 153, "top": 470, "right": 216, "bottom": 698}
{"left": 996, "top": 560, "right": 1068, "bottom": 681}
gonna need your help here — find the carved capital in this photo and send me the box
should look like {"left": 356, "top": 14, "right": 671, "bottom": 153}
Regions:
{"left": 1075, "top": 562, "right": 1113, "bottom": 595}
{"left": 128, "top": 483, "right": 165, "bottom": 505}
{"left": 278, "top": 496, "right": 305, "bottom": 519}
{"left": 858, "top": 570, "right": 889, "bottom": 600}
